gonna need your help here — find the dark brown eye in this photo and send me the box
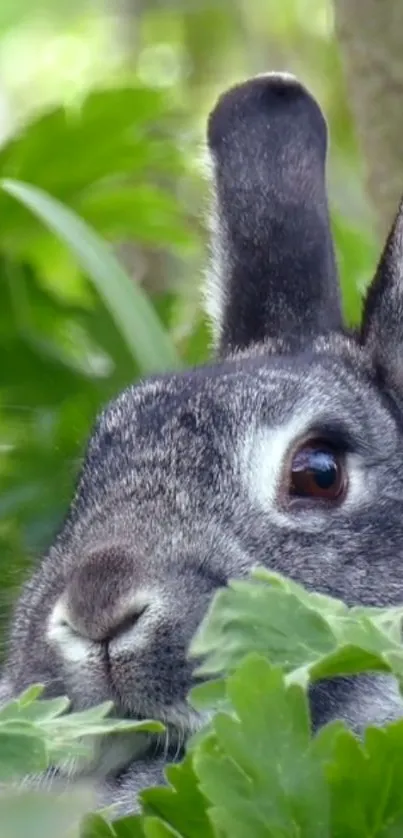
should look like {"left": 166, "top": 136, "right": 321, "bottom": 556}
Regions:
{"left": 289, "top": 441, "right": 347, "bottom": 502}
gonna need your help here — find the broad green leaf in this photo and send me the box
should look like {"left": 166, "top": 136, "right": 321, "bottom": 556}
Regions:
{"left": 1, "top": 179, "right": 181, "bottom": 374}
{"left": 252, "top": 567, "right": 348, "bottom": 617}
{"left": 113, "top": 814, "right": 147, "bottom": 838}
{"left": 312, "top": 720, "right": 403, "bottom": 836}
{"left": 0, "top": 720, "right": 45, "bottom": 734}
{"left": 143, "top": 818, "right": 181, "bottom": 838}
{"left": 81, "top": 813, "right": 117, "bottom": 837}
{"left": 190, "top": 578, "right": 337, "bottom": 677}
{"left": 46, "top": 718, "right": 164, "bottom": 739}
{"left": 0, "top": 686, "right": 164, "bottom": 782}
{"left": 310, "top": 719, "right": 348, "bottom": 765}
{"left": 310, "top": 644, "right": 395, "bottom": 682}
{"left": 46, "top": 700, "right": 110, "bottom": 724}
{"left": 194, "top": 654, "right": 329, "bottom": 838}
{"left": 191, "top": 568, "right": 403, "bottom": 691}
{"left": 0, "top": 87, "right": 179, "bottom": 212}
{"left": 0, "top": 695, "right": 71, "bottom": 723}
{"left": 188, "top": 677, "right": 227, "bottom": 714}
{"left": 141, "top": 753, "right": 214, "bottom": 838}
{"left": 0, "top": 729, "right": 48, "bottom": 779}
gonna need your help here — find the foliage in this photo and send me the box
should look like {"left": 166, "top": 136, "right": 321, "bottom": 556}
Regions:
{"left": 2, "top": 178, "right": 182, "bottom": 374}
{"left": 0, "top": 1, "right": 394, "bottom": 835}
{"left": 1, "top": 569, "right": 403, "bottom": 836}
{"left": 0, "top": 0, "right": 379, "bottom": 644}
{"left": 0, "top": 80, "right": 203, "bottom": 638}
{"left": 0, "top": 683, "right": 163, "bottom": 781}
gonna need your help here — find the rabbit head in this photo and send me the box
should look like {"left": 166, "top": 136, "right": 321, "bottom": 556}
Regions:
{"left": 3, "top": 73, "right": 403, "bottom": 810}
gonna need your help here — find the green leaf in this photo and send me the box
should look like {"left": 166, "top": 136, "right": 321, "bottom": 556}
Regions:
{"left": 194, "top": 654, "right": 329, "bottom": 838}
{"left": 0, "top": 696, "right": 71, "bottom": 724}
{"left": 188, "top": 677, "right": 227, "bottom": 714}
{"left": 252, "top": 568, "right": 348, "bottom": 618}
{"left": 312, "top": 720, "right": 403, "bottom": 836}
{"left": 0, "top": 729, "right": 48, "bottom": 779}
{"left": 143, "top": 818, "right": 181, "bottom": 838}
{"left": 0, "top": 686, "right": 164, "bottom": 783}
{"left": 113, "top": 815, "right": 146, "bottom": 838}
{"left": 81, "top": 813, "right": 117, "bottom": 837}
{"left": 141, "top": 753, "right": 214, "bottom": 838}
{"left": 47, "top": 717, "right": 164, "bottom": 740}
{"left": 191, "top": 568, "right": 403, "bottom": 693}
{"left": 1, "top": 179, "right": 181, "bottom": 375}
{"left": 0, "top": 87, "right": 179, "bottom": 208}
{"left": 309, "top": 643, "right": 393, "bottom": 682}
{"left": 190, "top": 578, "right": 337, "bottom": 677}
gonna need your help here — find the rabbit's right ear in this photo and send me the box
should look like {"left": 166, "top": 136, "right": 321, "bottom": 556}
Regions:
{"left": 361, "top": 199, "right": 403, "bottom": 396}
{"left": 205, "top": 73, "right": 342, "bottom": 357}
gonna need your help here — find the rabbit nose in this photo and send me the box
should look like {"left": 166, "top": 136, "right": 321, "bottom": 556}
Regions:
{"left": 53, "top": 547, "right": 150, "bottom": 644}
{"left": 56, "top": 600, "right": 148, "bottom": 644}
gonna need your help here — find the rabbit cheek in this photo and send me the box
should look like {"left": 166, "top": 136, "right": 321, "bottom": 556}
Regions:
{"left": 105, "top": 624, "right": 194, "bottom": 718}
{"left": 46, "top": 614, "right": 107, "bottom": 708}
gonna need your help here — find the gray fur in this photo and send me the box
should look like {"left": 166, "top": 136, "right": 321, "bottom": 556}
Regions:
{"left": 2, "top": 72, "right": 403, "bottom": 815}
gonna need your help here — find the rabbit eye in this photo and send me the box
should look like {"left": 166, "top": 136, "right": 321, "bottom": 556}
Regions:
{"left": 289, "top": 441, "right": 347, "bottom": 502}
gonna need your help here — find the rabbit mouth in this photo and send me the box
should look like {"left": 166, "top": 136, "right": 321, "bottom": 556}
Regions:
{"left": 111, "top": 699, "right": 209, "bottom": 755}
{"left": 94, "top": 722, "right": 188, "bottom": 779}
{"left": 101, "top": 694, "right": 211, "bottom": 779}
{"left": 52, "top": 703, "right": 206, "bottom": 784}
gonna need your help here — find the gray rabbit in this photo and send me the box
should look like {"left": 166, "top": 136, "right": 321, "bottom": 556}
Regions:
{"left": 2, "top": 72, "right": 403, "bottom": 815}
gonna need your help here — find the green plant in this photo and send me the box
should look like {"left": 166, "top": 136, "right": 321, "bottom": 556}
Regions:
{"left": 0, "top": 86, "right": 204, "bottom": 640}
{"left": 2, "top": 568, "right": 403, "bottom": 837}
{"left": 0, "top": 41, "right": 386, "bottom": 834}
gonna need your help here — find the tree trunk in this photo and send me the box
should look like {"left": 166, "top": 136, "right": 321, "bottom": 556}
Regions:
{"left": 333, "top": 0, "right": 403, "bottom": 239}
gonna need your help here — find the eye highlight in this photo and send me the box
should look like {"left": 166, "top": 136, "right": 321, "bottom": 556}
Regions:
{"left": 288, "top": 440, "right": 347, "bottom": 503}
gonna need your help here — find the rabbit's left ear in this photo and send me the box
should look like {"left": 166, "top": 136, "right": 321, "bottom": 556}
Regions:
{"left": 205, "top": 73, "right": 343, "bottom": 357}
{"left": 361, "top": 200, "right": 403, "bottom": 394}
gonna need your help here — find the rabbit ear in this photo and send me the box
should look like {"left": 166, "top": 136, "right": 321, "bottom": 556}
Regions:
{"left": 205, "top": 73, "right": 342, "bottom": 356}
{"left": 361, "top": 199, "right": 403, "bottom": 394}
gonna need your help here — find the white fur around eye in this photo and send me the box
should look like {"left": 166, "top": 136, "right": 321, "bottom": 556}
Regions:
{"left": 240, "top": 417, "right": 305, "bottom": 510}
{"left": 239, "top": 416, "right": 369, "bottom": 529}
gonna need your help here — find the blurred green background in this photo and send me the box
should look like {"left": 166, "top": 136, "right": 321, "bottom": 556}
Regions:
{"left": 0, "top": 0, "right": 380, "bottom": 646}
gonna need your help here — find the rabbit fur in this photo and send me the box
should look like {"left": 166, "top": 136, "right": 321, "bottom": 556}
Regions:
{"left": 2, "top": 72, "right": 403, "bottom": 814}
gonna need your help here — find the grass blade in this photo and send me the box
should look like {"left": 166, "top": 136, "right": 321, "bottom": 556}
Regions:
{"left": 1, "top": 178, "right": 182, "bottom": 374}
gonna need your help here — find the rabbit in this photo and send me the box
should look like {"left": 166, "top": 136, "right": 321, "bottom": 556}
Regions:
{"left": 2, "top": 70, "right": 403, "bottom": 816}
